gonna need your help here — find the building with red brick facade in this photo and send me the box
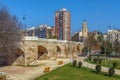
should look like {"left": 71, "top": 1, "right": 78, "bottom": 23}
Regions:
{"left": 55, "top": 8, "right": 71, "bottom": 41}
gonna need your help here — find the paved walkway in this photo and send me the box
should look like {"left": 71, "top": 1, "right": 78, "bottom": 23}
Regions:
{"left": 0, "top": 59, "right": 70, "bottom": 80}
{"left": 78, "top": 57, "right": 120, "bottom": 75}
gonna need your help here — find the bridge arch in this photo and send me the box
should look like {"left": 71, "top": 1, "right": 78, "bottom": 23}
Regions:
{"left": 12, "top": 47, "right": 25, "bottom": 65}
{"left": 0, "top": 47, "right": 25, "bottom": 66}
{"left": 76, "top": 44, "right": 81, "bottom": 53}
{"left": 38, "top": 45, "right": 48, "bottom": 60}
{"left": 56, "top": 45, "right": 61, "bottom": 57}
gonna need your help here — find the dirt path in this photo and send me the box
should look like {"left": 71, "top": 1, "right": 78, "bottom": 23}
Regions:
{"left": 0, "top": 59, "right": 70, "bottom": 80}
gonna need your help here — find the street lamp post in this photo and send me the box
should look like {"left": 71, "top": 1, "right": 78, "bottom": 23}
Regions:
{"left": 23, "top": 15, "right": 27, "bottom": 66}
{"left": 23, "top": 15, "right": 27, "bottom": 39}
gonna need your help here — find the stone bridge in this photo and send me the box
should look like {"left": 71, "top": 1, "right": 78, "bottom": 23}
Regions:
{"left": 12, "top": 37, "right": 84, "bottom": 66}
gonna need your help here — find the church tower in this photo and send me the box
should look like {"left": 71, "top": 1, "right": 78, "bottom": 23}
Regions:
{"left": 82, "top": 20, "right": 88, "bottom": 41}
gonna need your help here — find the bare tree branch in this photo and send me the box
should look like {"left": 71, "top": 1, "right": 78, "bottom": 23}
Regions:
{"left": 0, "top": 6, "right": 23, "bottom": 65}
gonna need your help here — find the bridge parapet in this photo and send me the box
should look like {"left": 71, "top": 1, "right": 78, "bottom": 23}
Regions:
{"left": 22, "top": 36, "right": 82, "bottom": 44}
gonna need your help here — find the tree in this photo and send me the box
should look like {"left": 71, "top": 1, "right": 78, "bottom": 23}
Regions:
{"left": 72, "top": 60, "right": 77, "bottom": 66}
{"left": 71, "top": 33, "right": 79, "bottom": 42}
{"left": 0, "top": 6, "right": 23, "bottom": 65}
{"left": 103, "top": 40, "right": 113, "bottom": 56}
{"left": 82, "top": 33, "right": 100, "bottom": 54}
{"left": 95, "top": 65, "right": 101, "bottom": 73}
{"left": 82, "top": 46, "right": 88, "bottom": 55}
{"left": 78, "top": 61, "right": 82, "bottom": 68}
{"left": 97, "top": 32, "right": 104, "bottom": 42}
{"left": 113, "top": 41, "right": 120, "bottom": 55}
{"left": 108, "top": 67, "right": 115, "bottom": 76}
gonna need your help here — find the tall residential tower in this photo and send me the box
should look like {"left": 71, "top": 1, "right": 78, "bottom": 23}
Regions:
{"left": 55, "top": 8, "right": 70, "bottom": 41}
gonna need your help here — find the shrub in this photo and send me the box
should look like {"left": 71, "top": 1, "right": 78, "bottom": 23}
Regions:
{"left": 112, "top": 62, "right": 118, "bottom": 68}
{"left": 108, "top": 67, "right": 115, "bottom": 76}
{"left": 78, "top": 61, "right": 82, "bottom": 68}
{"left": 95, "top": 65, "right": 101, "bottom": 73}
{"left": 94, "top": 58, "right": 98, "bottom": 63}
{"left": 72, "top": 60, "right": 77, "bottom": 66}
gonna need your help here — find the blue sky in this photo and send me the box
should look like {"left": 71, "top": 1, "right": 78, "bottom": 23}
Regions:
{"left": 1, "top": 0, "right": 120, "bottom": 34}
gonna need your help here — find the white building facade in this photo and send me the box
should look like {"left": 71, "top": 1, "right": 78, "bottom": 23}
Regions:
{"left": 107, "top": 29, "right": 120, "bottom": 43}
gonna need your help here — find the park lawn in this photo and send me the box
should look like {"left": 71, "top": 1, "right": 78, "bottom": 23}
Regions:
{"left": 85, "top": 59, "right": 120, "bottom": 69}
{"left": 35, "top": 63, "right": 120, "bottom": 80}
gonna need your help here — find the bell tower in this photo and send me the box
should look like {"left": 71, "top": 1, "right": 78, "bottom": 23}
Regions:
{"left": 82, "top": 20, "right": 88, "bottom": 41}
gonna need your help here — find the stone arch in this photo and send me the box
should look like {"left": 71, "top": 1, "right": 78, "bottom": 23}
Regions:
{"left": 12, "top": 47, "right": 25, "bottom": 66}
{"left": 56, "top": 45, "right": 61, "bottom": 57}
{"left": 76, "top": 44, "right": 81, "bottom": 53}
{"left": 0, "top": 47, "right": 25, "bottom": 66}
{"left": 38, "top": 45, "right": 48, "bottom": 60}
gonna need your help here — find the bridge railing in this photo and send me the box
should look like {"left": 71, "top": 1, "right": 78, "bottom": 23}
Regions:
{"left": 22, "top": 36, "right": 83, "bottom": 44}
{"left": 23, "top": 36, "right": 38, "bottom": 40}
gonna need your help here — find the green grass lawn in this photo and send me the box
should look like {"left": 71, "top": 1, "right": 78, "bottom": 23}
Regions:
{"left": 85, "top": 58, "right": 120, "bottom": 69}
{"left": 35, "top": 63, "right": 120, "bottom": 80}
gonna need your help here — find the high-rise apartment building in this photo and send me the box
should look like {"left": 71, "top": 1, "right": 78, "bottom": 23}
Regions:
{"left": 55, "top": 8, "right": 70, "bottom": 41}
{"left": 26, "top": 24, "right": 52, "bottom": 38}
{"left": 107, "top": 29, "right": 120, "bottom": 43}
{"left": 47, "top": 27, "right": 55, "bottom": 39}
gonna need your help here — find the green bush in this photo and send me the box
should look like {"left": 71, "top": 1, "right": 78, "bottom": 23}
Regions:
{"left": 78, "top": 61, "right": 82, "bottom": 68}
{"left": 72, "top": 60, "right": 77, "bottom": 66}
{"left": 112, "top": 62, "right": 118, "bottom": 68}
{"left": 108, "top": 67, "right": 115, "bottom": 76}
{"left": 95, "top": 65, "right": 101, "bottom": 73}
